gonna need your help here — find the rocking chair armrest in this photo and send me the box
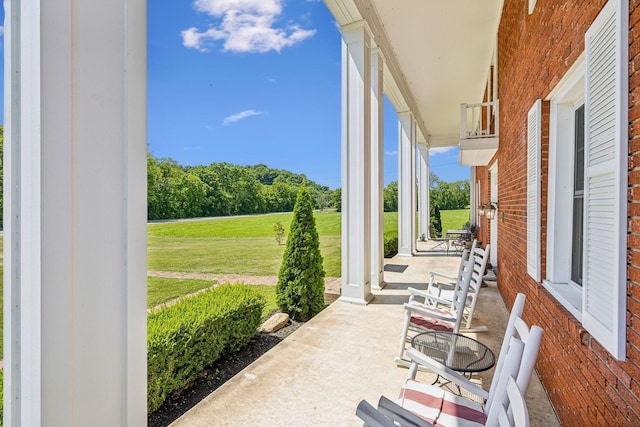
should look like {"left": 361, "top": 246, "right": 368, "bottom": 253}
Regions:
{"left": 403, "top": 302, "right": 455, "bottom": 322}
{"left": 406, "top": 348, "right": 489, "bottom": 399}
{"left": 377, "top": 396, "right": 432, "bottom": 427}
{"left": 355, "top": 400, "right": 397, "bottom": 427}
{"left": 429, "top": 271, "right": 457, "bottom": 282}
{"left": 407, "top": 288, "right": 452, "bottom": 306}
{"left": 407, "top": 287, "right": 433, "bottom": 300}
{"left": 433, "top": 282, "right": 456, "bottom": 292}
{"left": 406, "top": 291, "right": 452, "bottom": 307}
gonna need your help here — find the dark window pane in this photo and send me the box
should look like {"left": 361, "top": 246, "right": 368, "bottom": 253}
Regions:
{"left": 571, "top": 196, "right": 583, "bottom": 286}
{"left": 570, "top": 104, "right": 585, "bottom": 286}
{"left": 574, "top": 105, "right": 585, "bottom": 193}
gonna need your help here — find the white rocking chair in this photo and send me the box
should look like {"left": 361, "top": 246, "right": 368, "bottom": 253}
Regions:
{"left": 357, "top": 337, "right": 530, "bottom": 426}
{"left": 395, "top": 247, "right": 476, "bottom": 365}
{"left": 420, "top": 242, "right": 490, "bottom": 330}
{"left": 359, "top": 294, "right": 542, "bottom": 427}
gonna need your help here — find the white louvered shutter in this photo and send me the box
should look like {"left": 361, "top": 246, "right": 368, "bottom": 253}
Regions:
{"left": 527, "top": 100, "right": 541, "bottom": 281}
{"left": 583, "top": 0, "right": 628, "bottom": 360}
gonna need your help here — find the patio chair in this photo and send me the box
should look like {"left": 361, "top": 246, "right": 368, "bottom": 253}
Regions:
{"left": 356, "top": 337, "right": 530, "bottom": 426}
{"left": 430, "top": 237, "right": 450, "bottom": 253}
{"left": 427, "top": 239, "right": 477, "bottom": 288}
{"left": 395, "top": 247, "right": 476, "bottom": 365}
{"left": 418, "top": 242, "right": 490, "bottom": 330}
{"left": 401, "top": 293, "right": 542, "bottom": 424}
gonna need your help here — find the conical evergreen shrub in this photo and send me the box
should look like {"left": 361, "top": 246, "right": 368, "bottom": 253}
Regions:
{"left": 276, "top": 186, "right": 326, "bottom": 321}
{"left": 431, "top": 203, "right": 443, "bottom": 237}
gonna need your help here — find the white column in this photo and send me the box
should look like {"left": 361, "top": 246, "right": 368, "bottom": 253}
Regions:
{"left": 5, "top": 1, "right": 147, "bottom": 424}
{"left": 340, "top": 21, "right": 373, "bottom": 304}
{"left": 417, "top": 144, "right": 430, "bottom": 242}
{"left": 471, "top": 167, "right": 478, "bottom": 226}
{"left": 370, "top": 47, "right": 385, "bottom": 290}
{"left": 397, "top": 113, "right": 416, "bottom": 257}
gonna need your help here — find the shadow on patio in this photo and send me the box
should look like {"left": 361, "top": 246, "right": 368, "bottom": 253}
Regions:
{"left": 173, "top": 245, "right": 560, "bottom": 426}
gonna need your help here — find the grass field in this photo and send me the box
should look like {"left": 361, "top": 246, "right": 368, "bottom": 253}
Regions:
{"left": 148, "top": 276, "right": 277, "bottom": 319}
{"left": 0, "top": 209, "right": 469, "bottom": 355}
{"left": 439, "top": 209, "right": 471, "bottom": 233}
{"left": 148, "top": 209, "right": 468, "bottom": 278}
{"left": 148, "top": 211, "right": 344, "bottom": 277}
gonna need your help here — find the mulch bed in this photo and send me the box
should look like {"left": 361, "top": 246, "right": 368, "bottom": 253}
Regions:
{"left": 148, "top": 320, "right": 303, "bottom": 427}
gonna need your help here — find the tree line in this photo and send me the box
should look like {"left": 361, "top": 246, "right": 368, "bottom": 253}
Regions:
{"left": 381, "top": 172, "right": 470, "bottom": 213}
{"left": 0, "top": 128, "right": 469, "bottom": 226}
{"left": 147, "top": 154, "right": 336, "bottom": 220}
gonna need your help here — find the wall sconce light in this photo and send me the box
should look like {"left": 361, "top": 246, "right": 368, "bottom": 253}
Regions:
{"left": 486, "top": 202, "right": 498, "bottom": 220}
{"left": 478, "top": 203, "right": 486, "bottom": 216}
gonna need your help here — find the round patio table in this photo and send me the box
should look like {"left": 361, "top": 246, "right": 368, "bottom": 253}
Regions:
{"left": 411, "top": 331, "right": 495, "bottom": 374}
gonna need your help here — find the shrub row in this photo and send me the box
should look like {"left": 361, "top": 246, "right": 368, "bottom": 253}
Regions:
{"left": 147, "top": 284, "right": 265, "bottom": 412}
{"left": 384, "top": 236, "right": 398, "bottom": 258}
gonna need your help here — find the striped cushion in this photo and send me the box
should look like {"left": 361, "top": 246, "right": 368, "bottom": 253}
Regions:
{"left": 398, "top": 379, "right": 444, "bottom": 423}
{"left": 409, "top": 303, "right": 455, "bottom": 332}
{"left": 399, "top": 379, "right": 487, "bottom": 427}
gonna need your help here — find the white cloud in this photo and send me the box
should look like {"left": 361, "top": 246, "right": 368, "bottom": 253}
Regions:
{"left": 0, "top": 26, "right": 4, "bottom": 37}
{"left": 182, "top": 0, "right": 316, "bottom": 53}
{"left": 385, "top": 150, "right": 398, "bottom": 156}
{"left": 222, "top": 109, "right": 264, "bottom": 125}
{"left": 429, "top": 146, "right": 455, "bottom": 155}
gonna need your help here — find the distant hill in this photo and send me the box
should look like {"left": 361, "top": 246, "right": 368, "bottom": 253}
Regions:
{"left": 148, "top": 154, "right": 337, "bottom": 220}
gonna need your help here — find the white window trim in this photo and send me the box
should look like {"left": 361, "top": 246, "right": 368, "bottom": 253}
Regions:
{"left": 544, "top": 53, "right": 585, "bottom": 320}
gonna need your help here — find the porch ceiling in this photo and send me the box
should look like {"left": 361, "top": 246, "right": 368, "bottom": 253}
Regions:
{"left": 325, "top": 0, "right": 504, "bottom": 148}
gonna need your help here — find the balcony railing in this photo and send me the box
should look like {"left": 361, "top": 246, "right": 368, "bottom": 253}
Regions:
{"left": 459, "top": 100, "right": 499, "bottom": 166}
{"left": 460, "top": 100, "right": 499, "bottom": 140}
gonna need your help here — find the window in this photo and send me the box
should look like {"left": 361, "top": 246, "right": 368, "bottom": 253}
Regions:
{"left": 542, "top": 0, "right": 627, "bottom": 360}
{"left": 570, "top": 105, "right": 584, "bottom": 286}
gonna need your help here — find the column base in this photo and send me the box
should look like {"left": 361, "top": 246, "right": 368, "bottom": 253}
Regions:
{"left": 338, "top": 293, "right": 375, "bottom": 305}
{"left": 372, "top": 280, "right": 387, "bottom": 291}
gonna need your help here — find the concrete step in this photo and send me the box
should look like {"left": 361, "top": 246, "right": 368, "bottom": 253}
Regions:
{"left": 324, "top": 277, "right": 341, "bottom": 304}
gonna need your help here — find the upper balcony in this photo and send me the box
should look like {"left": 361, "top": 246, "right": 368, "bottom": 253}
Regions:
{"left": 459, "top": 100, "right": 499, "bottom": 166}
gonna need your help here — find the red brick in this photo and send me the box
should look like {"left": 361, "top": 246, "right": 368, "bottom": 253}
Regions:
{"left": 490, "top": 1, "right": 640, "bottom": 423}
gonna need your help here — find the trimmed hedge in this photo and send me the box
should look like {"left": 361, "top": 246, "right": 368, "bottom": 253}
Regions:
{"left": 147, "top": 284, "right": 265, "bottom": 412}
{"left": 384, "top": 236, "right": 398, "bottom": 258}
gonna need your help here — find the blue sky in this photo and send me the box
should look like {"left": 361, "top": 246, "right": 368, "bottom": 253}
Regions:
{"left": 0, "top": 0, "right": 469, "bottom": 190}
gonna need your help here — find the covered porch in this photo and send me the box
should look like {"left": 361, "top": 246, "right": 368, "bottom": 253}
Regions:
{"left": 174, "top": 247, "right": 560, "bottom": 426}
{"left": 332, "top": 0, "right": 502, "bottom": 304}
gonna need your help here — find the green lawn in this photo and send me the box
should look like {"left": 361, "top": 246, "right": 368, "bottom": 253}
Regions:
{"left": 148, "top": 211, "right": 387, "bottom": 278}
{"left": 148, "top": 276, "right": 217, "bottom": 308}
{"left": 0, "top": 209, "right": 468, "bottom": 357}
{"left": 148, "top": 276, "right": 277, "bottom": 320}
{"left": 440, "top": 209, "right": 471, "bottom": 233}
{"left": 147, "top": 210, "right": 469, "bottom": 278}
{"left": 385, "top": 209, "right": 470, "bottom": 239}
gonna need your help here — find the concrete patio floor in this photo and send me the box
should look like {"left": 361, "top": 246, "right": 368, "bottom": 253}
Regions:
{"left": 173, "top": 243, "right": 561, "bottom": 426}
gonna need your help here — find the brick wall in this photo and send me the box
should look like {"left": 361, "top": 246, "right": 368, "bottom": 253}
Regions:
{"left": 494, "top": 0, "right": 640, "bottom": 424}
